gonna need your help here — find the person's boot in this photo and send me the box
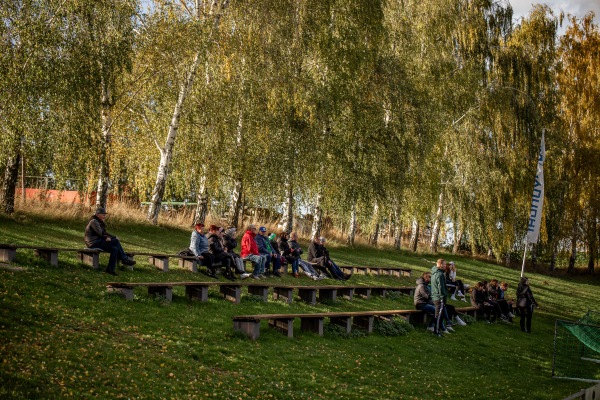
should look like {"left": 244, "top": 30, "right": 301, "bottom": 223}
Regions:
{"left": 451, "top": 294, "right": 457, "bottom": 301}
{"left": 454, "top": 316, "right": 467, "bottom": 326}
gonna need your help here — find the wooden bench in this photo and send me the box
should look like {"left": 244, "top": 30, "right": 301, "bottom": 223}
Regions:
{"left": 233, "top": 309, "right": 435, "bottom": 339}
{"left": 105, "top": 281, "right": 415, "bottom": 305}
{"left": 233, "top": 306, "right": 479, "bottom": 339}
{"left": 106, "top": 281, "right": 246, "bottom": 303}
{"left": 0, "top": 243, "right": 114, "bottom": 269}
{"left": 339, "top": 265, "right": 412, "bottom": 277}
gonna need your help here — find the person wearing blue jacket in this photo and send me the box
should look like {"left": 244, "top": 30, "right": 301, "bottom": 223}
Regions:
{"left": 255, "top": 226, "right": 282, "bottom": 277}
{"left": 430, "top": 259, "right": 448, "bottom": 337}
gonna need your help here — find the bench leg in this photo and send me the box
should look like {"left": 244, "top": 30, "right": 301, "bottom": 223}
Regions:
{"left": 372, "top": 288, "right": 386, "bottom": 297}
{"left": 319, "top": 288, "right": 337, "bottom": 303}
{"left": 330, "top": 316, "right": 352, "bottom": 333}
{"left": 78, "top": 252, "right": 100, "bottom": 269}
{"left": 301, "top": 317, "right": 324, "bottom": 335}
{"left": 354, "top": 316, "right": 374, "bottom": 333}
{"left": 149, "top": 256, "right": 169, "bottom": 272}
{"left": 409, "top": 312, "right": 427, "bottom": 325}
{"left": 35, "top": 249, "right": 58, "bottom": 266}
{"left": 179, "top": 258, "right": 198, "bottom": 273}
{"left": 268, "top": 318, "right": 294, "bottom": 338}
{"left": 233, "top": 319, "right": 261, "bottom": 340}
{"left": 272, "top": 287, "right": 293, "bottom": 304}
{"left": 247, "top": 286, "right": 269, "bottom": 302}
{"left": 107, "top": 286, "right": 134, "bottom": 300}
{"left": 298, "top": 288, "right": 317, "bottom": 305}
{"left": 337, "top": 288, "right": 354, "bottom": 300}
{"left": 355, "top": 288, "right": 371, "bottom": 299}
{"left": 185, "top": 285, "right": 208, "bottom": 301}
{"left": 148, "top": 286, "right": 172, "bottom": 301}
{"left": 220, "top": 284, "right": 241, "bottom": 304}
{"left": 401, "top": 270, "right": 411, "bottom": 277}
{"left": 0, "top": 248, "right": 16, "bottom": 263}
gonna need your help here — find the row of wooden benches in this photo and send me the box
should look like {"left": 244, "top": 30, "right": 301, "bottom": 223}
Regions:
{"left": 106, "top": 281, "right": 415, "bottom": 305}
{"left": 233, "top": 306, "right": 479, "bottom": 339}
{"left": 0, "top": 243, "right": 412, "bottom": 277}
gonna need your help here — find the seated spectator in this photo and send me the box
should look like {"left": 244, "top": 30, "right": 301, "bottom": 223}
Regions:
{"left": 84, "top": 207, "right": 136, "bottom": 276}
{"left": 414, "top": 272, "right": 438, "bottom": 332}
{"left": 188, "top": 222, "right": 217, "bottom": 278}
{"left": 446, "top": 262, "right": 467, "bottom": 302}
{"left": 222, "top": 226, "right": 250, "bottom": 279}
{"left": 268, "top": 233, "right": 285, "bottom": 273}
{"left": 279, "top": 232, "right": 300, "bottom": 277}
{"left": 255, "top": 226, "right": 282, "bottom": 277}
{"left": 488, "top": 279, "right": 511, "bottom": 322}
{"left": 207, "top": 225, "right": 236, "bottom": 281}
{"left": 470, "top": 281, "right": 498, "bottom": 323}
{"left": 499, "top": 281, "right": 514, "bottom": 320}
{"left": 444, "top": 302, "right": 467, "bottom": 327}
{"left": 307, "top": 236, "right": 350, "bottom": 280}
{"left": 241, "top": 224, "right": 267, "bottom": 279}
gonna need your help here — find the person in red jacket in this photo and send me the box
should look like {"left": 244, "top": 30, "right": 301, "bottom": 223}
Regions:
{"left": 241, "top": 224, "right": 267, "bottom": 279}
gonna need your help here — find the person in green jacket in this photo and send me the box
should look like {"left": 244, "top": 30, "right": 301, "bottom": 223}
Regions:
{"left": 430, "top": 259, "right": 448, "bottom": 337}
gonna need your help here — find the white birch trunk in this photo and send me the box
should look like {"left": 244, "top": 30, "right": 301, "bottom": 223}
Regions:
{"left": 96, "top": 79, "right": 112, "bottom": 208}
{"left": 193, "top": 174, "right": 209, "bottom": 224}
{"left": 393, "top": 208, "right": 402, "bottom": 250}
{"left": 279, "top": 180, "right": 294, "bottom": 234}
{"left": 369, "top": 202, "right": 380, "bottom": 246}
{"left": 228, "top": 178, "right": 243, "bottom": 228}
{"left": 409, "top": 219, "right": 419, "bottom": 252}
{"left": 310, "top": 192, "right": 323, "bottom": 240}
{"left": 146, "top": 0, "right": 230, "bottom": 224}
{"left": 347, "top": 202, "right": 357, "bottom": 246}
{"left": 429, "top": 191, "right": 444, "bottom": 253}
{"left": 453, "top": 221, "right": 463, "bottom": 254}
{"left": 228, "top": 108, "right": 244, "bottom": 228}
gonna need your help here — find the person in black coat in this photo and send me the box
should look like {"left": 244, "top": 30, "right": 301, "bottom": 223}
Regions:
{"left": 517, "top": 277, "right": 539, "bottom": 333}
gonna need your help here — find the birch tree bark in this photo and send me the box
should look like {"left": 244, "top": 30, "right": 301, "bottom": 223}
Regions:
{"left": 193, "top": 174, "right": 209, "bottom": 224}
{"left": 96, "top": 78, "right": 113, "bottom": 208}
{"left": 452, "top": 220, "right": 463, "bottom": 254}
{"left": 0, "top": 137, "right": 21, "bottom": 214}
{"left": 146, "top": 0, "right": 230, "bottom": 224}
{"left": 279, "top": 181, "right": 294, "bottom": 234}
{"left": 429, "top": 191, "right": 444, "bottom": 253}
{"left": 347, "top": 202, "right": 357, "bottom": 246}
{"left": 409, "top": 219, "right": 419, "bottom": 252}
{"left": 369, "top": 202, "right": 380, "bottom": 246}
{"left": 393, "top": 208, "right": 402, "bottom": 250}
{"left": 310, "top": 192, "right": 323, "bottom": 240}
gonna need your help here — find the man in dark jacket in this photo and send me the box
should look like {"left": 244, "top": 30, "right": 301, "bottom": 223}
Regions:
{"left": 207, "top": 225, "right": 235, "bottom": 281}
{"left": 84, "top": 208, "right": 136, "bottom": 276}
{"left": 414, "top": 272, "right": 437, "bottom": 332}
{"left": 222, "top": 227, "right": 250, "bottom": 279}
{"left": 307, "top": 236, "right": 349, "bottom": 280}
{"left": 255, "top": 226, "right": 281, "bottom": 277}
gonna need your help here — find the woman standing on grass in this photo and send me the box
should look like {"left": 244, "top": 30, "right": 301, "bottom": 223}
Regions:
{"left": 517, "top": 277, "right": 539, "bottom": 333}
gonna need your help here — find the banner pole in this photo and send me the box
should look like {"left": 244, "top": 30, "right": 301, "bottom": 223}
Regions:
{"left": 520, "top": 241, "right": 528, "bottom": 278}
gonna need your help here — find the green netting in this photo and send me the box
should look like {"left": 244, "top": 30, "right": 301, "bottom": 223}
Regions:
{"left": 563, "top": 323, "right": 600, "bottom": 354}
{"left": 579, "top": 310, "right": 600, "bottom": 327}
{"left": 553, "top": 312, "right": 600, "bottom": 382}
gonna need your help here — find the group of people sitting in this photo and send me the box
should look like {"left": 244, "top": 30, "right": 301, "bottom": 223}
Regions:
{"left": 415, "top": 258, "right": 540, "bottom": 336}
{"left": 470, "top": 279, "right": 515, "bottom": 323}
{"left": 187, "top": 223, "right": 352, "bottom": 281}
{"left": 414, "top": 259, "right": 468, "bottom": 337}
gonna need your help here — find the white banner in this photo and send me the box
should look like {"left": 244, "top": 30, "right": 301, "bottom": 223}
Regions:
{"left": 527, "top": 131, "right": 545, "bottom": 244}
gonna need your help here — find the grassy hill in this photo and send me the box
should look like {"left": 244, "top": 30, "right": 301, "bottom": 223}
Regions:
{"left": 1, "top": 208, "right": 599, "bottom": 399}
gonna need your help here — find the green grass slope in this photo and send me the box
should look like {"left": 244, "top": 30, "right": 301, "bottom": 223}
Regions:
{"left": 1, "top": 211, "right": 599, "bottom": 399}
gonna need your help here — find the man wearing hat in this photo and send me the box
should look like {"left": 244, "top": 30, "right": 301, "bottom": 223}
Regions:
{"left": 84, "top": 207, "right": 136, "bottom": 276}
